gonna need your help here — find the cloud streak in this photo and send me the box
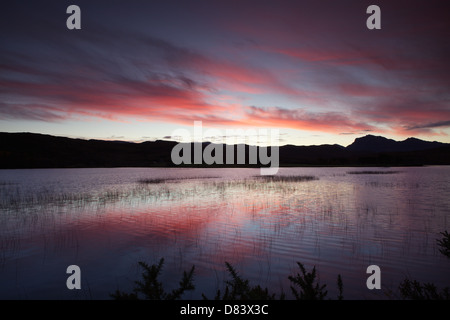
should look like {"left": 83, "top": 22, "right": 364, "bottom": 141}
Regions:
{"left": 1, "top": 1, "right": 449, "bottom": 142}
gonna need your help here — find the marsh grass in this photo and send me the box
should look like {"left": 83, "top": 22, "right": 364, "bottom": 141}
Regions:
{"left": 0, "top": 174, "right": 319, "bottom": 211}
{"left": 203, "top": 175, "right": 319, "bottom": 196}
{"left": 137, "top": 178, "right": 167, "bottom": 184}
{"left": 138, "top": 176, "right": 220, "bottom": 184}
{"left": 1, "top": 170, "right": 448, "bottom": 300}
{"left": 364, "top": 181, "right": 420, "bottom": 188}
{"left": 0, "top": 185, "right": 176, "bottom": 210}
{"left": 347, "top": 170, "right": 401, "bottom": 175}
{"left": 253, "top": 175, "right": 319, "bottom": 183}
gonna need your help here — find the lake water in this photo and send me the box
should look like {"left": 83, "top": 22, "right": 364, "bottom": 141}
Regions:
{"left": 0, "top": 166, "right": 449, "bottom": 299}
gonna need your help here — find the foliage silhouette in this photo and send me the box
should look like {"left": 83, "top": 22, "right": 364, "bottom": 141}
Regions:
{"left": 112, "top": 230, "right": 450, "bottom": 300}
{"left": 111, "top": 258, "right": 195, "bottom": 300}
{"left": 398, "top": 278, "right": 450, "bottom": 300}
{"left": 203, "top": 262, "right": 281, "bottom": 300}
{"left": 112, "top": 259, "right": 344, "bottom": 300}
{"left": 437, "top": 230, "right": 450, "bottom": 259}
{"left": 337, "top": 274, "right": 344, "bottom": 300}
{"left": 288, "top": 262, "right": 328, "bottom": 300}
{"left": 398, "top": 230, "right": 450, "bottom": 300}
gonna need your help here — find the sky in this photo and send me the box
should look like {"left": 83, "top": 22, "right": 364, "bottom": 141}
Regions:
{"left": 1, "top": 0, "right": 449, "bottom": 146}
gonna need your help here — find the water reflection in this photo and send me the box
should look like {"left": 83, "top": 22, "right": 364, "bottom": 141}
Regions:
{"left": 0, "top": 167, "right": 449, "bottom": 299}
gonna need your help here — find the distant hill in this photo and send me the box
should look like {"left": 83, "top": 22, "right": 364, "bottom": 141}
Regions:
{"left": 347, "top": 134, "right": 447, "bottom": 153}
{"left": 0, "top": 132, "right": 450, "bottom": 168}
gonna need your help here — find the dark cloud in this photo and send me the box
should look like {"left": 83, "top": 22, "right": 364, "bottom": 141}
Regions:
{"left": 406, "top": 120, "right": 450, "bottom": 130}
{"left": 0, "top": 102, "right": 67, "bottom": 121}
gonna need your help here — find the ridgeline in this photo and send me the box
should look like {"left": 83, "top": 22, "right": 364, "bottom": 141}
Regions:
{"left": 1, "top": 132, "right": 450, "bottom": 169}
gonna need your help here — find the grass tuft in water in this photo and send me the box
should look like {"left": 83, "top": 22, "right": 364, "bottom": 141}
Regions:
{"left": 347, "top": 170, "right": 401, "bottom": 175}
{"left": 138, "top": 176, "right": 220, "bottom": 184}
{"left": 254, "top": 175, "right": 319, "bottom": 183}
{"left": 137, "top": 178, "right": 168, "bottom": 184}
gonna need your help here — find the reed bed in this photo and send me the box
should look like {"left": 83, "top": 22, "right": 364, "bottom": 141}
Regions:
{"left": 253, "top": 175, "right": 319, "bottom": 182}
{"left": 347, "top": 170, "right": 401, "bottom": 175}
{"left": 138, "top": 176, "right": 220, "bottom": 184}
{"left": 0, "top": 174, "right": 319, "bottom": 212}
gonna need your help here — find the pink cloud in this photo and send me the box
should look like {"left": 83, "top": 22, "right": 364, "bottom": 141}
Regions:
{"left": 1, "top": 0, "right": 449, "bottom": 142}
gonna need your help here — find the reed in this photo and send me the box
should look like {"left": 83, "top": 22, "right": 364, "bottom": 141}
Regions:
{"left": 138, "top": 176, "right": 220, "bottom": 184}
{"left": 347, "top": 170, "right": 401, "bottom": 175}
{"left": 254, "top": 175, "right": 319, "bottom": 182}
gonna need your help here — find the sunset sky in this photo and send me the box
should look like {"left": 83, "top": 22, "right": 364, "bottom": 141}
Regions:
{"left": 1, "top": 0, "right": 449, "bottom": 146}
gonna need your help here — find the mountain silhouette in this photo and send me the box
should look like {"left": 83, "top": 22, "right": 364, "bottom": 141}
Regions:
{"left": 347, "top": 134, "right": 446, "bottom": 153}
{"left": 1, "top": 132, "right": 450, "bottom": 169}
